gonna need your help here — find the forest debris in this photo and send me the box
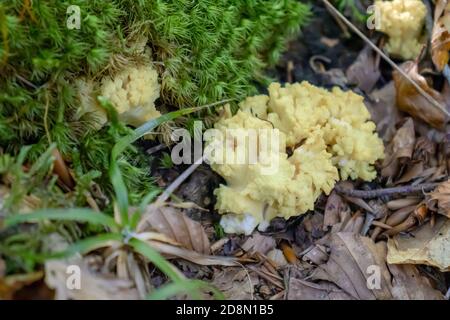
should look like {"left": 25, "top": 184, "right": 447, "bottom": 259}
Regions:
{"left": 211, "top": 268, "right": 257, "bottom": 300}
{"left": 280, "top": 242, "right": 299, "bottom": 264}
{"left": 346, "top": 46, "right": 380, "bottom": 93}
{"left": 267, "top": 249, "right": 288, "bottom": 268}
{"left": 387, "top": 264, "right": 443, "bottom": 300}
{"left": 0, "top": 271, "right": 43, "bottom": 300}
{"left": 431, "top": 0, "right": 450, "bottom": 71}
{"left": 393, "top": 62, "right": 448, "bottom": 129}
{"left": 428, "top": 179, "right": 450, "bottom": 218}
{"left": 287, "top": 278, "right": 354, "bottom": 300}
{"left": 138, "top": 205, "right": 210, "bottom": 254}
{"left": 382, "top": 118, "right": 415, "bottom": 178}
{"left": 323, "top": 191, "right": 348, "bottom": 230}
{"left": 301, "top": 244, "right": 329, "bottom": 265}
{"left": 45, "top": 258, "right": 139, "bottom": 300}
{"left": 368, "top": 82, "right": 400, "bottom": 142}
{"left": 303, "top": 233, "right": 443, "bottom": 300}
{"left": 310, "top": 233, "right": 393, "bottom": 300}
{"left": 241, "top": 233, "right": 276, "bottom": 256}
{"left": 387, "top": 217, "right": 450, "bottom": 271}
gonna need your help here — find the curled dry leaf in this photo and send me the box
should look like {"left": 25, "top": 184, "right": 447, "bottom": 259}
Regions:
{"left": 323, "top": 191, "right": 347, "bottom": 230}
{"left": 428, "top": 179, "right": 450, "bottom": 218}
{"left": 431, "top": 0, "right": 450, "bottom": 71}
{"left": 393, "top": 62, "right": 448, "bottom": 129}
{"left": 387, "top": 217, "right": 450, "bottom": 272}
{"left": 287, "top": 278, "right": 354, "bottom": 300}
{"left": 45, "top": 258, "right": 139, "bottom": 300}
{"left": 241, "top": 233, "right": 276, "bottom": 256}
{"left": 138, "top": 205, "right": 210, "bottom": 254}
{"left": 346, "top": 46, "right": 381, "bottom": 93}
{"left": 0, "top": 271, "right": 44, "bottom": 300}
{"left": 212, "top": 267, "right": 257, "bottom": 300}
{"left": 305, "top": 233, "right": 443, "bottom": 300}
{"left": 382, "top": 118, "right": 416, "bottom": 178}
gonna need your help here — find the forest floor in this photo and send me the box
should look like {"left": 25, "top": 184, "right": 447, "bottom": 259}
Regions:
{"left": 3, "top": 1, "right": 450, "bottom": 300}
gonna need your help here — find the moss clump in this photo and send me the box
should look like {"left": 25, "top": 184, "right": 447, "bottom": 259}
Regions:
{"left": 0, "top": 0, "right": 310, "bottom": 206}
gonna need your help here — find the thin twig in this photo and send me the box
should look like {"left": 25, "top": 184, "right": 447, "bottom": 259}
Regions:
{"left": 334, "top": 182, "right": 439, "bottom": 199}
{"left": 322, "top": 0, "right": 450, "bottom": 118}
{"left": 155, "top": 156, "right": 204, "bottom": 205}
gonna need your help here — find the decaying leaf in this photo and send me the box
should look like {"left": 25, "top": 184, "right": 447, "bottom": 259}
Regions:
{"left": 138, "top": 205, "right": 210, "bottom": 254}
{"left": 241, "top": 233, "right": 276, "bottom": 256}
{"left": 382, "top": 118, "right": 416, "bottom": 178}
{"left": 431, "top": 0, "right": 450, "bottom": 71}
{"left": 367, "top": 82, "right": 400, "bottom": 142}
{"left": 393, "top": 62, "right": 448, "bottom": 129}
{"left": 323, "top": 191, "right": 347, "bottom": 230}
{"left": 0, "top": 271, "right": 44, "bottom": 300}
{"left": 300, "top": 233, "right": 444, "bottom": 300}
{"left": 387, "top": 217, "right": 450, "bottom": 271}
{"left": 388, "top": 264, "right": 444, "bottom": 300}
{"left": 212, "top": 267, "right": 257, "bottom": 300}
{"left": 428, "top": 179, "right": 450, "bottom": 218}
{"left": 45, "top": 258, "right": 140, "bottom": 300}
{"left": 310, "top": 233, "right": 393, "bottom": 300}
{"left": 287, "top": 278, "right": 354, "bottom": 300}
{"left": 346, "top": 46, "right": 381, "bottom": 93}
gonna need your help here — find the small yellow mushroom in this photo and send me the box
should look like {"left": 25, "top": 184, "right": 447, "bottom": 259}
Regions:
{"left": 375, "top": 0, "right": 427, "bottom": 60}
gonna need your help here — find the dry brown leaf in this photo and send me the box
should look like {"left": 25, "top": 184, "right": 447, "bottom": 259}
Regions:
{"left": 310, "top": 233, "right": 393, "bottom": 300}
{"left": 0, "top": 271, "right": 43, "bottom": 300}
{"left": 432, "top": 0, "right": 450, "bottom": 71}
{"left": 367, "top": 82, "right": 400, "bottom": 142}
{"left": 287, "top": 278, "right": 354, "bottom": 300}
{"left": 138, "top": 205, "right": 210, "bottom": 254}
{"left": 305, "top": 233, "right": 443, "bottom": 300}
{"left": 346, "top": 46, "right": 381, "bottom": 93}
{"left": 212, "top": 267, "right": 257, "bottom": 300}
{"left": 428, "top": 179, "right": 450, "bottom": 218}
{"left": 241, "top": 233, "right": 276, "bottom": 256}
{"left": 393, "top": 62, "right": 448, "bottom": 129}
{"left": 382, "top": 118, "right": 416, "bottom": 178}
{"left": 324, "top": 192, "right": 348, "bottom": 230}
{"left": 267, "top": 249, "right": 288, "bottom": 268}
{"left": 388, "top": 264, "right": 444, "bottom": 300}
{"left": 45, "top": 258, "right": 140, "bottom": 300}
{"left": 145, "top": 240, "right": 240, "bottom": 266}
{"left": 387, "top": 217, "right": 450, "bottom": 271}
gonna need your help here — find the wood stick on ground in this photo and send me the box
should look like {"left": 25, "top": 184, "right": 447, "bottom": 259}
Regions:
{"left": 334, "top": 183, "right": 439, "bottom": 199}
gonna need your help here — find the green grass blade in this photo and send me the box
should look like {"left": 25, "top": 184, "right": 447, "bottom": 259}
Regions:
{"left": 50, "top": 233, "right": 123, "bottom": 259}
{"left": 5, "top": 208, "right": 119, "bottom": 231}
{"left": 128, "top": 238, "right": 185, "bottom": 283}
{"left": 111, "top": 107, "right": 201, "bottom": 160}
{"left": 109, "top": 107, "right": 201, "bottom": 226}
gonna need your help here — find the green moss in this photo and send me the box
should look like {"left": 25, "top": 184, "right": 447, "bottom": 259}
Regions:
{"left": 0, "top": 0, "right": 310, "bottom": 206}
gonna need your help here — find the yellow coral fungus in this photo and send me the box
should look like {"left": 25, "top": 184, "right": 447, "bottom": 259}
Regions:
{"left": 75, "top": 64, "right": 162, "bottom": 130}
{"left": 208, "top": 82, "right": 384, "bottom": 234}
{"left": 101, "top": 65, "right": 161, "bottom": 128}
{"left": 375, "top": 0, "right": 427, "bottom": 60}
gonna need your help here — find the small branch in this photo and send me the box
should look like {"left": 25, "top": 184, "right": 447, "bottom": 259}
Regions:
{"left": 334, "top": 183, "right": 439, "bottom": 199}
{"left": 155, "top": 156, "right": 204, "bottom": 205}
